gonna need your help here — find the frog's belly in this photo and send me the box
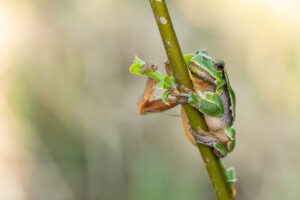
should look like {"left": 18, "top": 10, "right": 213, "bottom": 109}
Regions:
{"left": 204, "top": 114, "right": 231, "bottom": 131}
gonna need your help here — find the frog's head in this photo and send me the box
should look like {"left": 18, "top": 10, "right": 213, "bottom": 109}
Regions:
{"left": 189, "top": 49, "right": 225, "bottom": 86}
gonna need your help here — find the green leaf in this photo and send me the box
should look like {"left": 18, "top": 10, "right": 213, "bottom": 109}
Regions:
{"left": 226, "top": 167, "right": 237, "bottom": 183}
{"left": 155, "top": 75, "right": 175, "bottom": 89}
{"left": 146, "top": 71, "right": 164, "bottom": 82}
{"left": 162, "top": 76, "right": 175, "bottom": 89}
{"left": 130, "top": 63, "right": 143, "bottom": 75}
{"left": 162, "top": 90, "right": 170, "bottom": 104}
{"left": 225, "top": 167, "right": 236, "bottom": 189}
{"left": 156, "top": 80, "right": 164, "bottom": 89}
{"left": 218, "top": 160, "right": 236, "bottom": 190}
{"left": 135, "top": 55, "right": 146, "bottom": 65}
{"left": 129, "top": 55, "right": 146, "bottom": 75}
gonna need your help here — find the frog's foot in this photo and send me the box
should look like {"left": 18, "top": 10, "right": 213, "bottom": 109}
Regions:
{"left": 168, "top": 86, "right": 180, "bottom": 96}
{"left": 189, "top": 128, "right": 218, "bottom": 147}
{"left": 169, "top": 85, "right": 193, "bottom": 95}
{"left": 141, "top": 62, "right": 158, "bottom": 74}
{"left": 168, "top": 86, "right": 191, "bottom": 104}
{"left": 178, "top": 85, "right": 193, "bottom": 94}
{"left": 189, "top": 128, "right": 229, "bottom": 158}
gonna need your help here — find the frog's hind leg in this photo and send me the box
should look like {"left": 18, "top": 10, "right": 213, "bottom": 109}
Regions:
{"left": 181, "top": 101, "right": 221, "bottom": 148}
{"left": 190, "top": 127, "right": 230, "bottom": 158}
{"left": 138, "top": 77, "right": 178, "bottom": 115}
{"left": 182, "top": 108, "right": 230, "bottom": 157}
{"left": 181, "top": 107, "right": 197, "bottom": 145}
{"left": 189, "top": 127, "right": 219, "bottom": 148}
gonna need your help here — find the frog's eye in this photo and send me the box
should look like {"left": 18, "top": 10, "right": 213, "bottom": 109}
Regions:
{"left": 214, "top": 63, "right": 224, "bottom": 70}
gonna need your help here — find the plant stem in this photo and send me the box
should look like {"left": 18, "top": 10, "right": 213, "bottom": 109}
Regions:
{"left": 149, "top": 0, "right": 233, "bottom": 199}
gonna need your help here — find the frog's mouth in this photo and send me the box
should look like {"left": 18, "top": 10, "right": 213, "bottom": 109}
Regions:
{"left": 190, "top": 62, "right": 217, "bottom": 85}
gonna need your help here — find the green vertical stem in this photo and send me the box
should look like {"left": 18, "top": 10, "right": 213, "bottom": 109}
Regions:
{"left": 149, "top": 0, "right": 233, "bottom": 199}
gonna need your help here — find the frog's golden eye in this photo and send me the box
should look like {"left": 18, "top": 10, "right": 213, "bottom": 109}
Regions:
{"left": 214, "top": 63, "right": 224, "bottom": 70}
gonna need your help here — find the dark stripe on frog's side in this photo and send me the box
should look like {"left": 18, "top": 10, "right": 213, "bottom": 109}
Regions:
{"left": 190, "top": 62, "right": 216, "bottom": 85}
{"left": 224, "top": 72, "right": 236, "bottom": 121}
{"left": 220, "top": 70, "right": 234, "bottom": 125}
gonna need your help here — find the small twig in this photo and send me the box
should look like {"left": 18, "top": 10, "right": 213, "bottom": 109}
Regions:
{"left": 149, "top": 0, "right": 233, "bottom": 199}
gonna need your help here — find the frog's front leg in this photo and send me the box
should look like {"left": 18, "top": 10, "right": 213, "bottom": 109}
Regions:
{"left": 169, "top": 86, "right": 224, "bottom": 116}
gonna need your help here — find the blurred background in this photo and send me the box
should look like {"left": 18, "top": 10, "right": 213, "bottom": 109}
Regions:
{"left": 1, "top": 0, "right": 300, "bottom": 199}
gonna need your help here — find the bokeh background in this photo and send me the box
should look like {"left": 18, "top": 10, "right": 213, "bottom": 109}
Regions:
{"left": 1, "top": 0, "right": 300, "bottom": 199}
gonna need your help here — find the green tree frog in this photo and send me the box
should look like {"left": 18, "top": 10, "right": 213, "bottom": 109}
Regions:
{"left": 129, "top": 50, "right": 237, "bottom": 194}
